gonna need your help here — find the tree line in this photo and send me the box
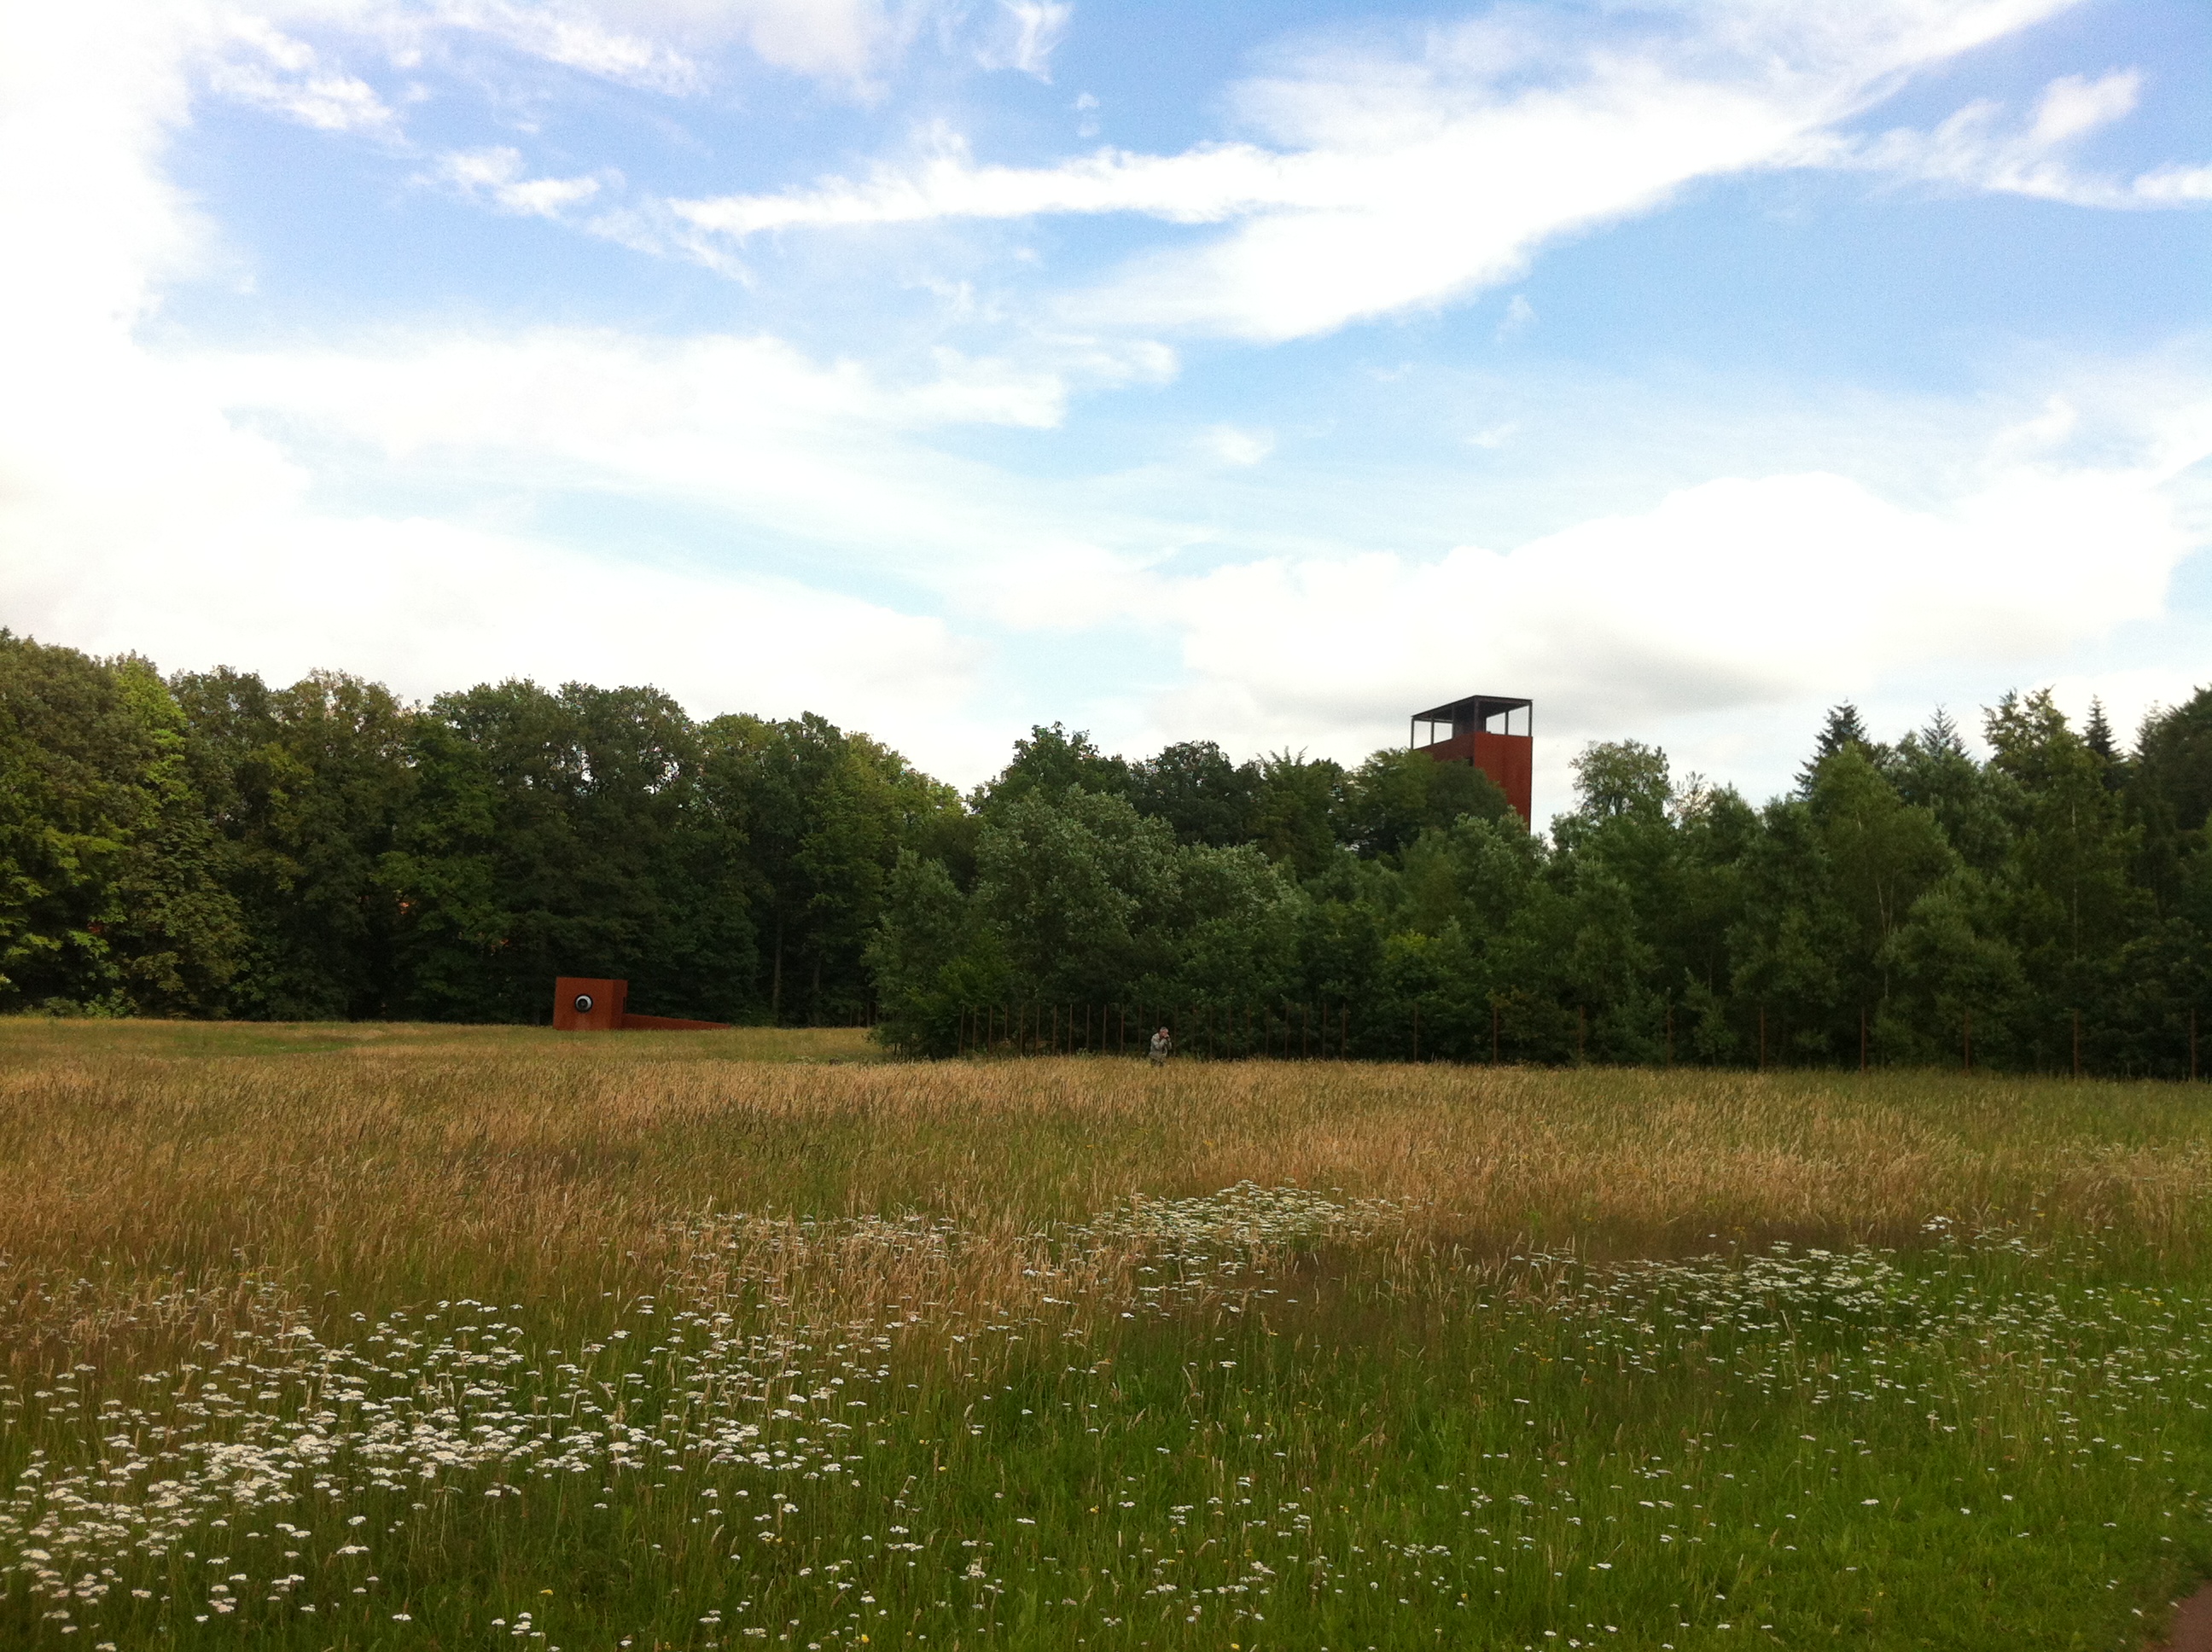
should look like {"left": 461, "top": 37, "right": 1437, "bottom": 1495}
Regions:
{"left": 0, "top": 632, "right": 961, "bottom": 1025}
{"left": 6, "top": 626, "right": 2211, "bottom": 1074}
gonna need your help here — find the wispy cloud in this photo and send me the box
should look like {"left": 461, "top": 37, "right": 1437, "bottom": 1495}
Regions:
{"left": 975, "top": 1, "right": 1072, "bottom": 81}
{"left": 423, "top": 0, "right": 705, "bottom": 92}
{"left": 225, "top": 0, "right": 942, "bottom": 104}
{"left": 660, "top": 0, "right": 2090, "bottom": 340}
{"left": 417, "top": 0, "right": 928, "bottom": 93}
{"left": 672, "top": 125, "right": 1295, "bottom": 235}
{"left": 207, "top": 15, "right": 400, "bottom": 136}
{"left": 1196, "top": 424, "right": 1273, "bottom": 466}
{"left": 1806, "top": 70, "right": 2212, "bottom": 206}
{"left": 428, "top": 147, "right": 614, "bottom": 218}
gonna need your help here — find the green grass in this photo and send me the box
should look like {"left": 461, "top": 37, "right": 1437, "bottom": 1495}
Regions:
{"left": 4, "top": 1030, "right": 2212, "bottom": 1648}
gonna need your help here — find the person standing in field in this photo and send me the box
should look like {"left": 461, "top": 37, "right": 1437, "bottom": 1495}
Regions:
{"left": 1149, "top": 1026, "right": 1173, "bottom": 1066}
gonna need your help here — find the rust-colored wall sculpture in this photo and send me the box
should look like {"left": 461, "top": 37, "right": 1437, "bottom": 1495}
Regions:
{"left": 552, "top": 977, "right": 731, "bottom": 1032}
{"left": 1410, "top": 694, "right": 1533, "bottom": 826}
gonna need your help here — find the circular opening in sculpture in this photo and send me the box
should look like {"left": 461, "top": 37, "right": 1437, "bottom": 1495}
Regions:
{"left": 573, "top": 993, "right": 594, "bottom": 1015}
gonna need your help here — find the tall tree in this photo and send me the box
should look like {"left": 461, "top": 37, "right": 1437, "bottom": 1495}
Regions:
{"left": 1891, "top": 708, "right": 2011, "bottom": 875}
{"left": 1807, "top": 745, "right": 1958, "bottom": 1046}
{"left": 172, "top": 667, "right": 416, "bottom": 1018}
{"left": 973, "top": 786, "right": 1180, "bottom": 1003}
{"left": 1248, "top": 752, "right": 1345, "bottom": 879}
{"left": 698, "top": 713, "right": 954, "bottom": 1024}
{"left": 1796, "top": 701, "right": 1879, "bottom": 795}
{"left": 1984, "top": 689, "right": 2146, "bottom": 1061}
{"left": 2128, "top": 688, "right": 2212, "bottom": 916}
{"left": 383, "top": 680, "right": 754, "bottom": 1023}
{"left": 0, "top": 633, "right": 242, "bottom": 1015}
{"left": 1125, "top": 740, "right": 1262, "bottom": 847}
{"left": 1340, "top": 747, "right": 1514, "bottom": 859}
{"left": 975, "top": 724, "right": 1131, "bottom": 817}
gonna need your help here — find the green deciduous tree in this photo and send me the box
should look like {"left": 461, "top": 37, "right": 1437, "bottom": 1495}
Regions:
{"left": 172, "top": 667, "right": 416, "bottom": 1018}
{"left": 0, "top": 633, "right": 242, "bottom": 1015}
{"left": 383, "top": 680, "right": 754, "bottom": 1023}
{"left": 1340, "top": 747, "right": 1513, "bottom": 859}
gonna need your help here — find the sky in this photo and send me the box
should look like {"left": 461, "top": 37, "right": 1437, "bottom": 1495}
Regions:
{"left": 2, "top": 0, "right": 2209, "bottom": 816}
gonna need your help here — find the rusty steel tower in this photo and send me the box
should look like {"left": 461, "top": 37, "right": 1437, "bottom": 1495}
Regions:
{"left": 1410, "top": 693, "right": 1532, "bottom": 825}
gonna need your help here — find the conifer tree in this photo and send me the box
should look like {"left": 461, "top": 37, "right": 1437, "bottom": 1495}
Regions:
{"left": 1796, "top": 702, "right": 1873, "bottom": 794}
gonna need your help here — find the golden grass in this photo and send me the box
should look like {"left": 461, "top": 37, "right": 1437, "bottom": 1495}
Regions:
{"left": 5, "top": 1018, "right": 2212, "bottom": 1359}
{"left": 0, "top": 1015, "right": 882, "bottom": 1064}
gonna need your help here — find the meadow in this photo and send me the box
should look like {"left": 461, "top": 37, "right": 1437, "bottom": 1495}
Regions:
{"left": 6, "top": 1023, "right": 2212, "bottom": 1649}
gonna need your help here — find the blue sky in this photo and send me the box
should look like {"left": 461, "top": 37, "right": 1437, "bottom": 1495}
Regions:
{"left": 3, "top": 0, "right": 2209, "bottom": 814}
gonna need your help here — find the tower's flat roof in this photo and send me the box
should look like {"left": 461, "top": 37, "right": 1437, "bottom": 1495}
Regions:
{"left": 1412, "top": 693, "right": 1532, "bottom": 724}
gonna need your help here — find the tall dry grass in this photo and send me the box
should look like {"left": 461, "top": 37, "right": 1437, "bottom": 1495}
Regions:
{"left": 5, "top": 1019, "right": 2212, "bottom": 1364}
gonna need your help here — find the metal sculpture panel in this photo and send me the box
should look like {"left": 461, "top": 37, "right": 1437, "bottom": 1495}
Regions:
{"left": 552, "top": 977, "right": 730, "bottom": 1031}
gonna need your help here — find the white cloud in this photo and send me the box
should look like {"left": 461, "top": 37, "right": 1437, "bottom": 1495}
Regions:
{"left": 0, "top": 311, "right": 993, "bottom": 764}
{"left": 0, "top": 1, "right": 1172, "bottom": 767}
{"left": 0, "top": 3, "right": 993, "bottom": 769}
{"left": 1808, "top": 70, "right": 2212, "bottom": 206}
{"left": 672, "top": 127, "right": 1296, "bottom": 236}
{"left": 195, "top": 328, "right": 1072, "bottom": 462}
{"left": 0, "top": 5, "right": 207, "bottom": 339}
{"left": 1146, "top": 408, "right": 2210, "bottom": 769}
{"left": 169, "top": 324, "right": 1200, "bottom": 652}
{"left": 421, "top": 0, "right": 704, "bottom": 91}
{"left": 2131, "top": 164, "right": 2212, "bottom": 206}
{"left": 6, "top": 461, "right": 978, "bottom": 734}
{"left": 1196, "top": 424, "right": 1273, "bottom": 467}
{"left": 207, "top": 15, "right": 400, "bottom": 134}
{"left": 2040, "top": 668, "right": 2209, "bottom": 747}
{"left": 663, "top": 0, "right": 2086, "bottom": 340}
{"left": 1495, "top": 294, "right": 1535, "bottom": 340}
{"left": 428, "top": 146, "right": 612, "bottom": 217}
{"left": 424, "top": 0, "right": 933, "bottom": 91}
{"left": 193, "top": 0, "right": 938, "bottom": 108}
{"left": 15, "top": 305, "right": 1133, "bottom": 697}
{"left": 976, "top": 1, "right": 1072, "bottom": 81}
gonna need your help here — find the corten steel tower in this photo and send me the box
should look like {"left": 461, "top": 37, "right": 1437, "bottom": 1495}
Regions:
{"left": 1410, "top": 693, "right": 1533, "bottom": 825}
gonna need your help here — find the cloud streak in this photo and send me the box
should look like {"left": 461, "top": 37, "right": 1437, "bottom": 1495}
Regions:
{"left": 975, "top": 1, "right": 1072, "bottom": 81}
{"left": 428, "top": 147, "right": 614, "bottom": 217}
{"left": 207, "top": 15, "right": 401, "bottom": 134}
{"left": 1802, "top": 71, "right": 2212, "bottom": 206}
{"left": 664, "top": 0, "right": 2093, "bottom": 340}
